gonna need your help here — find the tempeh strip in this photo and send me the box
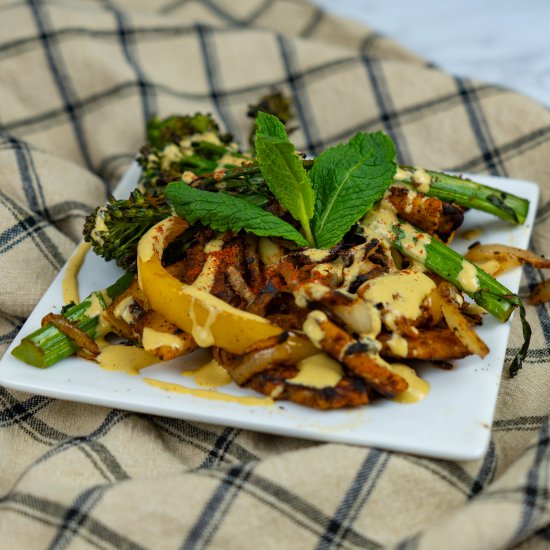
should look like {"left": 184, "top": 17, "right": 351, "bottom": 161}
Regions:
{"left": 303, "top": 311, "right": 407, "bottom": 396}
{"left": 245, "top": 364, "right": 372, "bottom": 409}
{"left": 378, "top": 329, "right": 470, "bottom": 360}
{"left": 385, "top": 186, "right": 464, "bottom": 241}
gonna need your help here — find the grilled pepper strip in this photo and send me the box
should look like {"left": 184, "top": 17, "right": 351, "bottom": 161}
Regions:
{"left": 137, "top": 216, "right": 284, "bottom": 354}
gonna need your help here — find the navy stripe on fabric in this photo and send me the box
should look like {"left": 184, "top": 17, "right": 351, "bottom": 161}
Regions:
{"left": 200, "top": 427, "right": 241, "bottom": 469}
{"left": 9, "top": 137, "right": 50, "bottom": 220}
{"left": 27, "top": 0, "right": 93, "bottom": 170}
{"left": 0, "top": 394, "right": 64, "bottom": 449}
{"left": 198, "top": 0, "right": 273, "bottom": 27}
{"left": 2, "top": 51, "right": 501, "bottom": 145}
{"left": 45, "top": 487, "right": 107, "bottom": 548}
{"left": 0, "top": 216, "right": 47, "bottom": 254}
{"left": 0, "top": 201, "right": 64, "bottom": 270}
{"left": 149, "top": 416, "right": 258, "bottom": 465}
{"left": 100, "top": 1, "right": 156, "bottom": 127}
{"left": 0, "top": 324, "right": 24, "bottom": 345}
{"left": 363, "top": 57, "right": 411, "bottom": 163}
{"left": 317, "top": 450, "right": 387, "bottom": 550}
{"left": 0, "top": 188, "right": 65, "bottom": 263}
{"left": 537, "top": 524, "right": 550, "bottom": 541}
{"left": 193, "top": 467, "right": 378, "bottom": 548}
{"left": 3, "top": 411, "right": 130, "bottom": 496}
{"left": 0, "top": 310, "right": 26, "bottom": 331}
{"left": 75, "top": 442, "right": 129, "bottom": 483}
{"left": 454, "top": 77, "right": 508, "bottom": 176}
{"left": 469, "top": 439, "right": 497, "bottom": 497}
{"left": 181, "top": 462, "right": 255, "bottom": 550}
{"left": 300, "top": 6, "right": 324, "bottom": 37}
{"left": 196, "top": 24, "right": 240, "bottom": 137}
{"left": 513, "top": 419, "right": 550, "bottom": 542}
{"left": 395, "top": 534, "right": 420, "bottom": 550}
{"left": 451, "top": 124, "right": 550, "bottom": 173}
{"left": 0, "top": 391, "right": 52, "bottom": 428}
{"left": 494, "top": 415, "right": 548, "bottom": 431}
{"left": 2, "top": 491, "right": 147, "bottom": 550}
{"left": 277, "top": 34, "right": 320, "bottom": 155}
{"left": 158, "top": 0, "right": 190, "bottom": 14}
{"left": 537, "top": 198, "right": 550, "bottom": 220}
{"left": 32, "top": 410, "right": 130, "bottom": 465}
{"left": 359, "top": 32, "right": 384, "bottom": 56}
{"left": 405, "top": 458, "right": 473, "bottom": 496}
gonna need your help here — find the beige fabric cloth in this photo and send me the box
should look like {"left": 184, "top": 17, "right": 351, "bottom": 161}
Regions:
{"left": 0, "top": 1, "right": 549, "bottom": 548}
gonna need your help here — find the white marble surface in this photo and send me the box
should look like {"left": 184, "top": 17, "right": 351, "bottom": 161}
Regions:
{"left": 312, "top": 0, "right": 550, "bottom": 109}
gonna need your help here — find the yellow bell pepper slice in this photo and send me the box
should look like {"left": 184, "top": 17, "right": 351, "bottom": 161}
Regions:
{"left": 137, "top": 216, "right": 285, "bottom": 354}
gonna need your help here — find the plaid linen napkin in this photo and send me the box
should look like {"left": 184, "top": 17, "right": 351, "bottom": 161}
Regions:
{"left": 0, "top": 1, "right": 549, "bottom": 548}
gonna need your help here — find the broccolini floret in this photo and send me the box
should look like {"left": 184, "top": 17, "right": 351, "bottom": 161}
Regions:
{"left": 137, "top": 113, "right": 239, "bottom": 194}
{"left": 83, "top": 189, "right": 172, "bottom": 272}
{"left": 84, "top": 113, "right": 255, "bottom": 270}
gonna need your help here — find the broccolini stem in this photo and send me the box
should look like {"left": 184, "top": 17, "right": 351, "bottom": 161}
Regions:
{"left": 192, "top": 164, "right": 263, "bottom": 190}
{"left": 398, "top": 167, "right": 529, "bottom": 225}
{"left": 11, "top": 272, "right": 133, "bottom": 368}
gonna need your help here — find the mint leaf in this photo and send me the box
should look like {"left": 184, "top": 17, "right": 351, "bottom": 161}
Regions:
{"left": 255, "top": 112, "right": 315, "bottom": 246}
{"left": 311, "top": 132, "right": 397, "bottom": 249}
{"left": 165, "top": 182, "right": 309, "bottom": 247}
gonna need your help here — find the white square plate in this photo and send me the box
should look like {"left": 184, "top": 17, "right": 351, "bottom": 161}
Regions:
{"left": 0, "top": 164, "right": 539, "bottom": 460}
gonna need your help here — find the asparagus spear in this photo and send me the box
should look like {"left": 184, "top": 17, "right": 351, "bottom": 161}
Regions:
{"left": 191, "top": 162, "right": 530, "bottom": 226}
{"left": 362, "top": 207, "right": 517, "bottom": 320}
{"left": 361, "top": 207, "right": 531, "bottom": 374}
{"left": 397, "top": 167, "right": 529, "bottom": 225}
{"left": 11, "top": 272, "right": 133, "bottom": 368}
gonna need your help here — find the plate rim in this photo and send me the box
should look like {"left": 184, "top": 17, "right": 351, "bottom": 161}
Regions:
{"left": 0, "top": 165, "right": 540, "bottom": 460}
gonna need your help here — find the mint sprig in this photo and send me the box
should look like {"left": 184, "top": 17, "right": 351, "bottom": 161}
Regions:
{"left": 166, "top": 113, "right": 398, "bottom": 251}
{"left": 255, "top": 112, "right": 315, "bottom": 246}
{"left": 254, "top": 113, "right": 396, "bottom": 249}
{"left": 311, "top": 132, "right": 397, "bottom": 248}
{"left": 165, "top": 183, "right": 309, "bottom": 246}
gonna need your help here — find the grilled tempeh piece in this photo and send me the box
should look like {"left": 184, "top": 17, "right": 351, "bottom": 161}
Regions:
{"left": 385, "top": 186, "right": 464, "bottom": 242}
{"left": 378, "top": 328, "right": 470, "bottom": 360}
{"left": 303, "top": 311, "right": 408, "bottom": 396}
{"left": 245, "top": 364, "right": 373, "bottom": 410}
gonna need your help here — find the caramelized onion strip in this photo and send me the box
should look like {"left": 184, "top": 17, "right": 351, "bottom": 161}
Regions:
{"left": 466, "top": 243, "right": 550, "bottom": 275}
{"left": 42, "top": 313, "right": 100, "bottom": 357}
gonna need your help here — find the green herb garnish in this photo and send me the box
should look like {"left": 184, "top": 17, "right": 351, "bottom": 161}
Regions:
{"left": 254, "top": 112, "right": 397, "bottom": 248}
{"left": 255, "top": 112, "right": 316, "bottom": 246}
{"left": 165, "top": 183, "right": 309, "bottom": 246}
{"left": 165, "top": 112, "right": 397, "bottom": 250}
{"left": 310, "top": 132, "right": 397, "bottom": 248}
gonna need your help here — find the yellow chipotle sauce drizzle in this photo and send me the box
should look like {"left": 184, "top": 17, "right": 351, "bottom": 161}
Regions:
{"left": 359, "top": 270, "right": 435, "bottom": 331}
{"left": 62, "top": 241, "right": 91, "bottom": 304}
{"left": 144, "top": 377, "right": 274, "bottom": 406}
{"left": 188, "top": 299, "right": 217, "bottom": 347}
{"left": 182, "top": 358, "right": 232, "bottom": 388}
{"left": 386, "top": 362, "right": 430, "bottom": 404}
{"left": 287, "top": 353, "right": 343, "bottom": 389}
{"left": 97, "top": 344, "right": 158, "bottom": 375}
{"left": 457, "top": 260, "right": 480, "bottom": 293}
